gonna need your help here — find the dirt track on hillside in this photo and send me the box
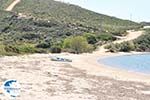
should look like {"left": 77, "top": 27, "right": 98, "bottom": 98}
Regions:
{"left": 5, "top": 0, "right": 21, "bottom": 11}
{"left": 97, "top": 30, "right": 144, "bottom": 53}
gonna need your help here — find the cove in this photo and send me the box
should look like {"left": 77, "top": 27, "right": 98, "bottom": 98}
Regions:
{"left": 98, "top": 54, "right": 150, "bottom": 74}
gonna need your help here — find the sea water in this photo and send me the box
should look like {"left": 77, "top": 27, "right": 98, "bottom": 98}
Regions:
{"left": 98, "top": 53, "right": 150, "bottom": 74}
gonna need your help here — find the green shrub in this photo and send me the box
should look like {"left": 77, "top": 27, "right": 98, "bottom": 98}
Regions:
{"left": 36, "top": 42, "right": 50, "bottom": 48}
{"left": 63, "top": 36, "right": 94, "bottom": 54}
{"left": 51, "top": 46, "right": 61, "bottom": 53}
{"left": 83, "top": 33, "right": 97, "bottom": 44}
{"left": 111, "top": 30, "right": 127, "bottom": 36}
{"left": 97, "top": 33, "right": 116, "bottom": 41}
{"left": 4, "top": 45, "right": 19, "bottom": 53}
{"left": 105, "top": 43, "right": 119, "bottom": 52}
{"left": 0, "top": 44, "right": 20, "bottom": 56}
{"left": 17, "top": 44, "right": 36, "bottom": 53}
{"left": 22, "top": 33, "right": 40, "bottom": 40}
{"left": 119, "top": 41, "right": 135, "bottom": 52}
{"left": 0, "top": 44, "right": 6, "bottom": 55}
{"left": 35, "top": 48, "right": 48, "bottom": 53}
{"left": 106, "top": 41, "right": 135, "bottom": 52}
{"left": 134, "top": 32, "right": 150, "bottom": 52}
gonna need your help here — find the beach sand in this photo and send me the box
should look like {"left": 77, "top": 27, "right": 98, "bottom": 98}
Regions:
{"left": 0, "top": 53, "right": 150, "bottom": 100}
{"left": 53, "top": 52, "right": 150, "bottom": 83}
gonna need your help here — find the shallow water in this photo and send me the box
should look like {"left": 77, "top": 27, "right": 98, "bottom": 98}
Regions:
{"left": 98, "top": 54, "right": 150, "bottom": 74}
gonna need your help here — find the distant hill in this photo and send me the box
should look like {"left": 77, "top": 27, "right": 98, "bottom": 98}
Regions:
{"left": 140, "top": 22, "right": 150, "bottom": 26}
{"left": 0, "top": 0, "right": 142, "bottom": 55}
{"left": 12, "top": 0, "right": 141, "bottom": 32}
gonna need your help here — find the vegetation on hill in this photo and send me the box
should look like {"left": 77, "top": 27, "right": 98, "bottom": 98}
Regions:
{"left": 105, "top": 41, "right": 135, "bottom": 52}
{"left": 0, "top": 0, "right": 14, "bottom": 10}
{"left": 134, "top": 29, "right": 150, "bottom": 52}
{"left": 0, "top": 0, "right": 143, "bottom": 55}
{"left": 106, "top": 29, "right": 150, "bottom": 52}
{"left": 13, "top": 0, "right": 141, "bottom": 32}
{"left": 140, "top": 22, "right": 150, "bottom": 26}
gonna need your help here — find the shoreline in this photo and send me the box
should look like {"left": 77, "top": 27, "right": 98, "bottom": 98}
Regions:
{"left": 1, "top": 53, "right": 150, "bottom": 99}
{"left": 53, "top": 51, "right": 150, "bottom": 83}
{"left": 96, "top": 53, "right": 150, "bottom": 82}
{"left": 1, "top": 51, "right": 150, "bottom": 83}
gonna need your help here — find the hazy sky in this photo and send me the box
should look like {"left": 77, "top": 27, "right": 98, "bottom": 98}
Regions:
{"left": 55, "top": 0, "right": 149, "bottom": 22}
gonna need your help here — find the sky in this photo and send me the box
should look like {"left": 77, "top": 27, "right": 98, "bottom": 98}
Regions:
{"left": 55, "top": 0, "right": 150, "bottom": 22}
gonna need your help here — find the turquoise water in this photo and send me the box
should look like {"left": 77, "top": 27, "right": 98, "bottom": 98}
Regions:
{"left": 98, "top": 54, "right": 150, "bottom": 74}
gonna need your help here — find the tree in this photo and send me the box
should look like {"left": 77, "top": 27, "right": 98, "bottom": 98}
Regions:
{"left": 63, "top": 36, "right": 93, "bottom": 54}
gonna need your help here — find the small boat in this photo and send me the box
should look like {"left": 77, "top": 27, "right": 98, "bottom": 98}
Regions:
{"left": 50, "top": 56, "right": 72, "bottom": 62}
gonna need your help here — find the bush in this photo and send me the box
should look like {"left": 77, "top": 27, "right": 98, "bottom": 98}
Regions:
{"left": 4, "top": 45, "right": 19, "bottom": 53}
{"left": 22, "top": 33, "right": 40, "bottom": 40}
{"left": 83, "top": 33, "right": 97, "bottom": 44}
{"left": 111, "top": 30, "right": 127, "bottom": 36}
{"left": 106, "top": 41, "right": 135, "bottom": 52}
{"left": 3, "top": 44, "right": 36, "bottom": 55}
{"left": 97, "top": 33, "right": 116, "bottom": 41}
{"left": 0, "top": 43, "right": 48, "bottom": 55}
{"left": 119, "top": 41, "right": 135, "bottom": 52}
{"left": 35, "top": 48, "right": 48, "bottom": 53}
{"left": 51, "top": 46, "right": 61, "bottom": 53}
{"left": 134, "top": 32, "right": 150, "bottom": 52}
{"left": 36, "top": 42, "right": 51, "bottom": 48}
{"left": 63, "top": 36, "right": 94, "bottom": 54}
{"left": 17, "top": 44, "right": 36, "bottom": 54}
{"left": 0, "top": 44, "right": 7, "bottom": 55}
{"left": 105, "top": 43, "right": 119, "bottom": 52}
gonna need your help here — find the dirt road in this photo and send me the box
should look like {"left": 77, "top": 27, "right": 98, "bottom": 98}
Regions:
{"left": 5, "top": 0, "right": 21, "bottom": 11}
{"left": 98, "top": 30, "right": 144, "bottom": 53}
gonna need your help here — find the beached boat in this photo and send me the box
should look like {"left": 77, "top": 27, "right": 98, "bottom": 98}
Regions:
{"left": 50, "top": 56, "right": 72, "bottom": 62}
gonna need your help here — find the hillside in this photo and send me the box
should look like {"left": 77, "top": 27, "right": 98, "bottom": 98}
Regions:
{"left": 12, "top": 0, "right": 141, "bottom": 32}
{"left": 0, "top": 0, "right": 142, "bottom": 55}
{"left": 141, "top": 22, "right": 150, "bottom": 26}
{"left": 0, "top": 0, "right": 14, "bottom": 10}
{"left": 105, "top": 29, "right": 150, "bottom": 52}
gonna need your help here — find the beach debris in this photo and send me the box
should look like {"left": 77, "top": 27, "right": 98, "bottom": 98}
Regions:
{"left": 50, "top": 56, "right": 72, "bottom": 62}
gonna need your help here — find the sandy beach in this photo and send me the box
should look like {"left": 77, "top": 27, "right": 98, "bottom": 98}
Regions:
{"left": 53, "top": 52, "right": 150, "bottom": 83}
{"left": 0, "top": 53, "right": 150, "bottom": 100}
